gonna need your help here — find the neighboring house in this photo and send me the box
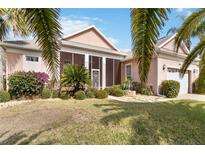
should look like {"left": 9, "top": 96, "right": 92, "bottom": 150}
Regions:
{"left": 0, "top": 26, "right": 199, "bottom": 95}
{"left": 121, "top": 34, "right": 199, "bottom": 95}
{"left": 0, "top": 47, "right": 6, "bottom": 90}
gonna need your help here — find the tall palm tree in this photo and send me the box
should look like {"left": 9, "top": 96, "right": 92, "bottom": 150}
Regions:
{"left": 175, "top": 9, "right": 205, "bottom": 93}
{"left": 0, "top": 8, "right": 62, "bottom": 81}
{"left": 131, "top": 8, "right": 170, "bottom": 83}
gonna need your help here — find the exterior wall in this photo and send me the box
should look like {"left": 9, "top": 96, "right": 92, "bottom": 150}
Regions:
{"left": 5, "top": 47, "right": 50, "bottom": 78}
{"left": 162, "top": 39, "right": 187, "bottom": 55}
{"left": 122, "top": 57, "right": 158, "bottom": 93}
{"left": 64, "top": 29, "right": 115, "bottom": 50}
{"left": 157, "top": 55, "right": 199, "bottom": 93}
{"left": 0, "top": 48, "right": 6, "bottom": 90}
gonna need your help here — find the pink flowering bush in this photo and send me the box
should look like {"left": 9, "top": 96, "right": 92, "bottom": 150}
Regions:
{"left": 33, "top": 72, "right": 49, "bottom": 84}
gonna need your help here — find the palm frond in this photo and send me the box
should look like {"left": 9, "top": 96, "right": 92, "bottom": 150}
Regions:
{"left": 180, "top": 39, "right": 205, "bottom": 75}
{"left": 175, "top": 9, "right": 205, "bottom": 50}
{"left": 131, "top": 8, "right": 170, "bottom": 83}
{"left": 23, "top": 9, "right": 62, "bottom": 81}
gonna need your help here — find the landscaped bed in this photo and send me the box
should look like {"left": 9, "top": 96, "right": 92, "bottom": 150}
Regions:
{"left": 0, "top": 98, "right": 205, "bottom": 144}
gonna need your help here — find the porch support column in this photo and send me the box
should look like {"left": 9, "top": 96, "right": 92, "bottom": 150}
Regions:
{"left": 102, "top": 57, "right": 106, "bottom": 89}
{"left": 84, "top": 54, "right": 89, "bottom": 69}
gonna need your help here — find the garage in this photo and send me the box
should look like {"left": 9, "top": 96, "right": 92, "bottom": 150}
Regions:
{"left": 167, "top": 68, "right": 189, "bottom": 94}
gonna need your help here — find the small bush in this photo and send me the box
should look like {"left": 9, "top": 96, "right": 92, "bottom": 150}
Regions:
{"left": 86, "top": 90, "right": 95, "bottom": 98}
{"left": 112, "top": 85, "right": 122, "bottom": 89}
{"left": 51, "top": 90, "right": 59, "bottom": 98}
{"left": 111, "top": 88, "right": 124, "bottom": 97}
{"left": 104, "top": 87, "right": 112, "bottom": 95}
{"left": 8, "top": 71, "right": 44, "bottom": 99}
{"left": 87, "top": 87, "right": 98, "bottom": 96}
{"left": 194, "top": 78, "right": 205, "bottom": 94}
{"left": 95, "top": 90, "right": 108, "bottom": 99}
{"left": 121, "top": 80, "right": 129, "bottom": 90}
{"left": 132, "top": 82, "right": 153, "bottom": 96}
{"left": 160, "top": 80, "right": 180, "bottom": 98}
{"left": 41, "top": 88, "right": 51, "bottom": 99}
{"left": 60, "top": 92, "right": 70, "bottom": 100}
{"left": 74, "top": 90, "right": 86, "bottom": 100}
{"left": 0, "top": 91, "right": 11, "bottom": 103}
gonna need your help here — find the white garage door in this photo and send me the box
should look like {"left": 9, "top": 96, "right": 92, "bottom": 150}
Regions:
{"left": 167, "top": 68, "right": 189, "bottom": 94}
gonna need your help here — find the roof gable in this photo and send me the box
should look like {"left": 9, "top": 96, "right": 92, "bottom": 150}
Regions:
{"left": 157, "top": 34, "right": 189, "bottom": 55}
{"left": 62, "top": 25, "right": 119, "bottom": 51}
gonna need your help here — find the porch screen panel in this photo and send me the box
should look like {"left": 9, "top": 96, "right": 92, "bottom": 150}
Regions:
{"left": 60, "top": 52, "right": 72, "bottom": 74}
{"left": 106, "top": 58, "right": 114, "bottom": 87}
{"left": 92, "top": 56, "right": 100, "bottom": 69}
{"left": 114, "top": 60, "right": 121, "bottom": 84}
{"left": 100, "top": 57, "right": 102, "bottom": 87}
{"left": 74, "top": 53, "right": 85, "bottom": 66}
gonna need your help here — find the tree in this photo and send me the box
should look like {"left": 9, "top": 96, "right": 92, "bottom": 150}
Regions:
{"left": 166, "top": 15, "right": 191, "bottom": 50}
{"left": 0, "top": 8, "right": 62, "bottom": 81}
{"left": 131, "top": 8, "right": 170, "bottom": 83}
{"left": 175, "top": 9, "right": 205, "bottom": 93}
{"left": 61, "top": 64, "right": 91, "bottom": 96}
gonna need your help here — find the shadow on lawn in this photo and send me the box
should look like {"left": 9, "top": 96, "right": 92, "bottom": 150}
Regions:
{"left": 94, "top": 100, "right": 205, "bottom": 145}
{"left": 0, "top": 128, "right": 51, "bottom": 145}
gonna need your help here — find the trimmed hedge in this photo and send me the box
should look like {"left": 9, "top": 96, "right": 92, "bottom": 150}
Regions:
{"left": 74, "top": 90, "right": 86, "bottom": 100}
{"left": 0, "top": 91, "right": 11, "bottom": 103}
{"left": 160, "top": 80, "right": 180, "bottom": 98}
{"left": 95, "top": 90, "right": 108, "bottom": 99}
{"left": 132, "top": 82, "right": 153, "bottom": 96}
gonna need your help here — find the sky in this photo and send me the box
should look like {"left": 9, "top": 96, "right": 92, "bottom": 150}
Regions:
{"left": 59, "top": 8, "right": 198, "bottom": 52}
{"left": 8, "top": 8, "right": 199, "bottom": 52}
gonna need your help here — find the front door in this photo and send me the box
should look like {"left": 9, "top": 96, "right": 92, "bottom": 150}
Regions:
{"left": 92, "top": 69, "right": 100, "bottom": 89}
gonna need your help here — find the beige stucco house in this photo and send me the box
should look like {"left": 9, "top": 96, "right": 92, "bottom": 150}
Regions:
{"left": 0, "top": 25, "right": 199, "bottom": 95}
{"left": 121, "top": 34, "right": 199, "bottom": 95}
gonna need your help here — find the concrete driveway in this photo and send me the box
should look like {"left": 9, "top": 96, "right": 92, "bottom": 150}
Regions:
{"left": 176, "top": 94, "right": 205, "bottom": 101}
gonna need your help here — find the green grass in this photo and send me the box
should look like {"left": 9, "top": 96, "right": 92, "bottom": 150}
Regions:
{"left": 0, "top": 99, "right": 205, "bottom": 144}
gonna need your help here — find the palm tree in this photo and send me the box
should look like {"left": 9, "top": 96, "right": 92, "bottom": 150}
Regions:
{"left": 131, "top": 8, "right": 170, "bottom": 83}
{"left": 0, "top": 8, "right": 62, "bottom": 81}
{"left": 61, "top": 64, "right": 91, "bottom": 96}
{"left": 175, "top": 9, "right": 205, "bottom": 93}
{"left": 166, "top": 15, "right": 191, "bottom": 50}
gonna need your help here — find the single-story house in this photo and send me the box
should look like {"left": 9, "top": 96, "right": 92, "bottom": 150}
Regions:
{"left": 121, "top": 34, "right": 199, "bottom": 95}
{"left": 0, "top": 25, "right": 199, "bottom": 95}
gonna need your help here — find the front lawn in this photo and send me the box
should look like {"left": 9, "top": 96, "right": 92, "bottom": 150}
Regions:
{"left": 0, "top": 98, "right": 205, "bottom": 144}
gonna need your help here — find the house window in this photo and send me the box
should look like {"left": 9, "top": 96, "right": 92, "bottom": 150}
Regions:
{"left": 126, "top": 65, "right": 132, "bottom": 80}
{"left": 26, "top": 56, "right": 39, "bottom": 62}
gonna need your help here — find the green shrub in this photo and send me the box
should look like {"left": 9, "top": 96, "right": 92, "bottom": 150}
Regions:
{"left": 41, "top": 88, "right": 51, "bottom": 99}
{"left": 61, "top": 64, "right": 91, "bottom": 96}
{"left": 104, "top": 87, "right": 112, "bottom": 95}
{"left": 194, "top": 78, "right": 205, "bottom": 94}
{"left": 86, "top": 87, "right": 98, "bottom": 96}
{"left": 95, "top": 90, "right": 108, "bottom": 99}
{"left": 132, "top": 82, "right": 153, "bottom": 96}
{"left": 111, "top": 88, "right": 124, "bottom": 97}
{"left": 86, "top": 90, "right": 95, "bottom": 98}
{"left": 112, "top": 85, "right": 122, "bottom": 89}
{"left": 121, "top": 80, "right": 130, "bottom": 90}
{"left": 51, "top": 90, "right": 59, "bottom": 98}
{"left": 0, "top": 91, "right": 11, "bottom": 103}
{"left": 160, "top": 80, "right": 180, "bottom": 98}
{"left": 74, "top": 90, "right": 86, "bottom": 100}
{"left": 60, "top": 92, "right": 70, "bottom": 100}
{"left": 8, "top": 71, "right": 44, "bottom": 99}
